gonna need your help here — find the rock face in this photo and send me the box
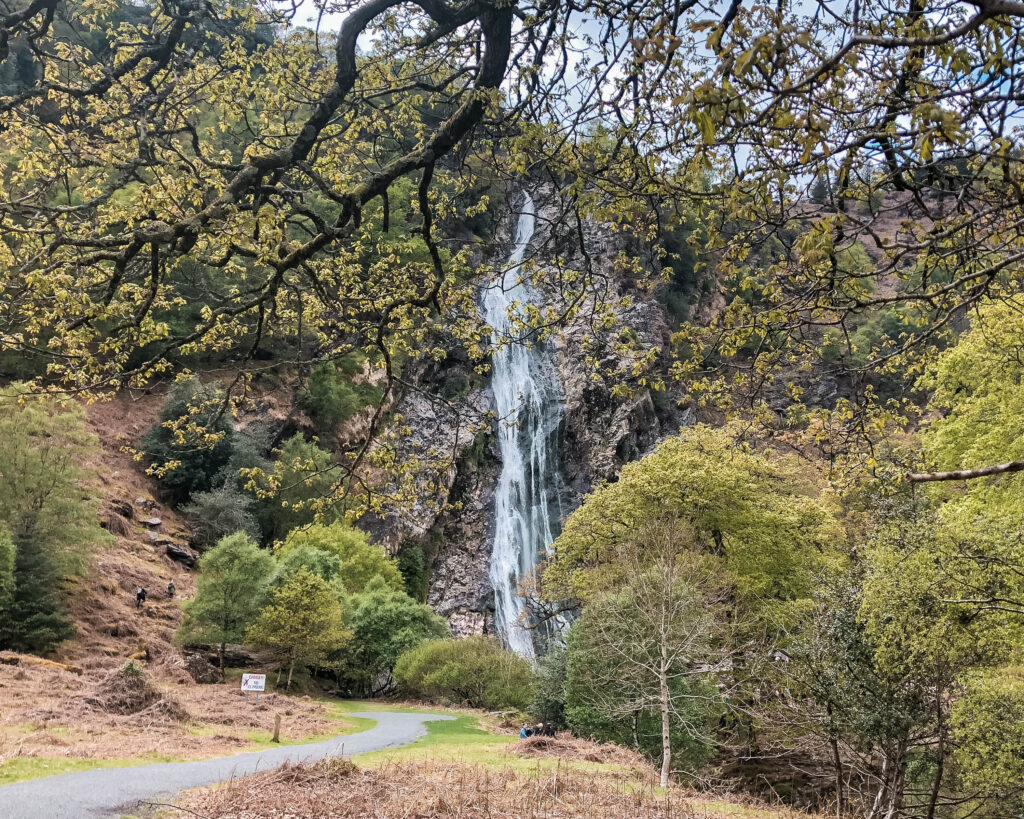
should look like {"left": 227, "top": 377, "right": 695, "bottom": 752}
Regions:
{"left": 381, "top": 186, "right": 689, "bottom": 638}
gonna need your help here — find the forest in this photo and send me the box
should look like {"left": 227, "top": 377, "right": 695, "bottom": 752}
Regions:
{"left": 0, "top": 0, "right": 1023, "bottom": 817}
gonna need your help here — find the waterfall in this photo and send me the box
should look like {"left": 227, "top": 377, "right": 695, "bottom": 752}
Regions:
{"left": 482, "top": 192, "right": 566, "bottom": 659}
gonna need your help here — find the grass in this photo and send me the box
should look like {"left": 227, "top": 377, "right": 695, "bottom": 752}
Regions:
{"left": 330, "top": 698, "right": 457, "bottom": 714}
{"left": 352, "top": 713, "right": 631, "bottom": 778}
{"left": 244, "top": 713, "right": 377, "bottom": 748}
{"left": 0, "top": 754, "right": 183, "bottom": 786}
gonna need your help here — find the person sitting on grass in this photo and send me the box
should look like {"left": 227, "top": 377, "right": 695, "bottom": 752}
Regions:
{"left": 520, "top": 723, "right": 531, "bottom": 739}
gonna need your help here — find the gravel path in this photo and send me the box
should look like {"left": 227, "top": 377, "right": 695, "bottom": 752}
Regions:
{"left": 0, "top": 710, "right": 453, "bottom": 819}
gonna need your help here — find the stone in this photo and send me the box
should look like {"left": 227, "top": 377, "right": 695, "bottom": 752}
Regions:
{"left": 140, "top": 517, "right": 163, "bottom": 528}
{"left": 183, "top": 652, "right": 221, "bottom": 684}
{"left": 165, "top": 542, "right": 198, "bottom": 568}
{"left": 135, "top": 497, "right": 158, "bottom": 511}
{"left": 111, "top": 500, "right": 134, "bottom": 520}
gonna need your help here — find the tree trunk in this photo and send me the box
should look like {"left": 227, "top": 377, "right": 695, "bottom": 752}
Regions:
{"left": 883, "top": 741, "right": 908, "bottom": 819}
{"left": 830, "top": 734, "right": 845, "bottom": 817}
{"left": 286, "top": 658, "right": 295, "bottom": 690}
{"left": 632, "top": 710, "right": 641, "bottom": 750}
{"left": 659, "top": 647, "right": 671, "bottom": 789}
{"left": 827, "top": 704, "right": 845, "bottom": 817}
{"left": 869, "top": 753, "right": 890, "bottom": 819}
{"left": 219, "top": 642, "right": 226, "bottom": 679}
{"left": 927, "top": 702, "right": 945, "bottom": 819}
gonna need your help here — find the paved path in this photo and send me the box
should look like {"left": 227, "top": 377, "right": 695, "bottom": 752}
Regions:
{"left": 0, "top": 710, "right": 453, "bottom": 819}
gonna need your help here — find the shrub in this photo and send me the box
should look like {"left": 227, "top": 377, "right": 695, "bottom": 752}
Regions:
{"left": 280, "top": 523, "right": 403, "bottom": 594}
{"left": 143, "top": 379, "right": 235, "bottom": 504}
{"left": 393, "top": 636, "right": 535, "bottom": 710}
{"left": 182, "top": 485, "right": 260, "bottom": 549}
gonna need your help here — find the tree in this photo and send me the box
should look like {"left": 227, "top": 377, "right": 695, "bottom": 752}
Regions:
{"left": 340, "top": 576, "right": 449, "bottom": 695}
{"left": 394, "top": 636, "right": 535, "bottom": 711}
{"left": 546, "top": 424, "right": 839, "bottom": 623}
{"left": 564, "top": 521, "right": 723, "bottom": 787}
{"left": 0, "top": 387, "right": 107, "bottom": 653}
{"left": 268, "top": 544, "right": 343, "bottom": 588}
{"left": 176, "top": 532, "right": 274, "bottom": 671}
{"left": 951, "top": 667, "right": 1024, "bottom": 817}
{"left": 143, "top": 379, "right": 235, "bottom": 505}
{"left": 182, "top": 485, "right": 260, "bottom": 549}
{"left": 245, "top": 567, "right": 351, "bottom": 690}
{"left": 0, "top": 529, "right": 14, "bottom": 615}
{"left": 532, "top": 642, "right": 568, "bottom": 729}
{"left": 254, "top": 435, "right": 342, "bottom": 542}
{"left": 279, "top": 523, "right": 403, "bottom": 594}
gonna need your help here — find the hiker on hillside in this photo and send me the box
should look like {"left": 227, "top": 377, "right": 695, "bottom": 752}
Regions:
{"left": 519, "top": 723, "right": 531, "bottom": 739}
{"left": 135, "top": 587, "right": 147, "bottom": 608}
{"left": 167, "top": 580, "right": 175, "bottom": 599}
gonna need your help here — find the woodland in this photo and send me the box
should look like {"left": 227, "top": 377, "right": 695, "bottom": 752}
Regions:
{"left": 0, "top": 0, "right": 1023, "bottom": 818}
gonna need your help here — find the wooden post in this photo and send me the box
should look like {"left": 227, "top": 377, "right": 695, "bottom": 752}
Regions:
{"left": 272, "top": 713, "right": 282, "bottom": 744}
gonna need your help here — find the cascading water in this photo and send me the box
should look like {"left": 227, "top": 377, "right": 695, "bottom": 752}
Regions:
{"left": 482, "top": 192, "right": 566, "bottom": 660}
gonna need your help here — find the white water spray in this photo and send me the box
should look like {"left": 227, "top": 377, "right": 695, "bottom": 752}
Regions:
{"left": 482, "top": 193, "right": 566, "bottom": 659}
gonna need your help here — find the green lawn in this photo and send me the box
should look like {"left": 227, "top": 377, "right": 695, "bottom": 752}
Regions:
{"left": 351, "top": 711, "right": 659, "bottom": 781}
{"left": 353, "top": 712, "right": 514, "bottom": 767}
{"left": 0, "top": 755, "right": 182, "bottom": 787}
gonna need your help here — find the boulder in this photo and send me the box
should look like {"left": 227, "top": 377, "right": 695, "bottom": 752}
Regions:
{"left": 183, "top": 652, "right": 221, "bottom": 684}
{"left": 204, "top": 644, "right": 260, "bottom": 668}
{"left": 140, "top": 516, "right": 163, "bottom": 528}
{"left": 165, "top": 542, "right": 198, "bottom": 568}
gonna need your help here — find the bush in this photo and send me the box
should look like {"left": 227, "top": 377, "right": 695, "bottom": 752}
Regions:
{"left": 393, "top": 636, "right": 535, "bottom": 710}
{"left": 182, "top": 485, "right": 260, "bottom": 549}
{"left": 143, "top": 379, "right": 235, "bottom": 504}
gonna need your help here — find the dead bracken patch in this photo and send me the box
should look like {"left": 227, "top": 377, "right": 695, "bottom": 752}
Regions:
{"left": 179, "top": 759, "right": 701, "bottom": 818}
{"left": 0, "top": 660, "right": 353, "bottom": 763}
{"left": 510, "top": 733, "right": 651, "bottom": 769}
{"left": 84, "top": 661, "right": 182, "bottom": 718}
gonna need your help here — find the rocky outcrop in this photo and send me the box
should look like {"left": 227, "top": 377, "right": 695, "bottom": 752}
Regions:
{"left": 378, "top": 185, "right": 690, "bottom": 637}
{"left": 425, "top": 437, "right": 500, "bottom": 638}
